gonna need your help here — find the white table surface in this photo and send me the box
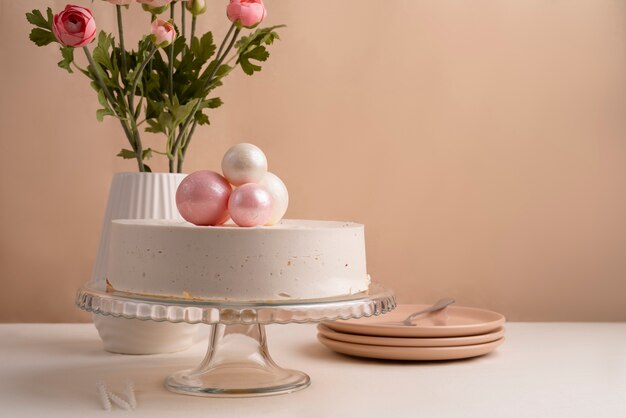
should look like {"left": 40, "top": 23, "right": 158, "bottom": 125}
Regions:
{"left": 1, "top": 323, "right": 625, "bottom": 418}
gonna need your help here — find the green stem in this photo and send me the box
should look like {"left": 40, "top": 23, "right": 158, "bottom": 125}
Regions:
{"left": 167, "top": 132, "right": 176, "bottom": 172}
{"left": 191, "top": 16, "right": 196, "bottom": 41}
{"left": 168, "top": 3, "right": 175, "bottom": 99}
{"left": 168, "top": 46, "right": 174, "bottom": 99}
{"left": 116, "top": 5, "right": 127, "bottom": 81}
{"left": 148, "top": 14, "right": 156, "bottom": 78}
{"left": 127, "top": 47, "right": 159, "bottom": 171}
{"left": 130, "top": 46, "right": 157, "bottom": 118}
{"left": 130, "top": 47, "right": 157, "bottom": 99}
{"left": 166, "top": 133, "right": 174, "bottom": 159}
{"left": 217, "top": 23, "right": 237, "bottom": 61}
{"left": 178, "top": 120, "right": 197, "bottom": 173}
{"left": 134, "top": 96, "right": 144, "bottom": 120}
{"left": 181, "top": 4, "right": 186, "bottom": 55}
{"left": 172, "top": 25, "right": 241, "bottom": 172}
{"left": 83, "top": 47, "right": 144, "bottom": 172}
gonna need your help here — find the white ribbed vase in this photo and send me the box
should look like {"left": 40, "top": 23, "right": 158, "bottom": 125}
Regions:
{"left": 90, "top": 173, "right": 204, "bottom": 354}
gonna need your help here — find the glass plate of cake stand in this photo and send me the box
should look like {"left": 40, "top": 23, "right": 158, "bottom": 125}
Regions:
{"left": 76, "top": 282, "right": 395, "bottom": 398}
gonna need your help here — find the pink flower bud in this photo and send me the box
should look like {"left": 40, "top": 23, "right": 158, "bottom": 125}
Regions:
{"left": 150, "top": 18, "right": 176, "bottom": 48}
{"left": 52, "top": 5, "right": 97, "bottom": 48}
{"left": 227, "top": 0, "right": 266, "bottom": 29}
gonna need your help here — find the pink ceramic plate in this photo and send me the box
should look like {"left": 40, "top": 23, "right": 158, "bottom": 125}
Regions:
{"left": 317, "top": 334, "right": 504, "bottom": 361}
{"left": 323, "top": 304, "right": 505, "bottom": 338}
{"left": 317, "top": 324, "right": 505, "bottom": 347}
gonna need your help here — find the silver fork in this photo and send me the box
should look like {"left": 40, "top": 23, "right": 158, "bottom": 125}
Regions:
{"left": 398, "top": 298, "right": 455, "bottom": 326}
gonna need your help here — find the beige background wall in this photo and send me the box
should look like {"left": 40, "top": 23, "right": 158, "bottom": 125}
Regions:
{"left": 1, "top": 1, "right": 625, "bottom": 322}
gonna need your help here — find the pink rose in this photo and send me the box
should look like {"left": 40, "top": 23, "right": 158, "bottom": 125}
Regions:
{"left": 104, "top": 0, "right": 133, "bottom": 5}
{"left": 137, "top": 0, "right": 173, "bottom": 7}
{"left": 151, "top": 18, "right": 176, "bottom": 48}
{"left": 227, "top": 0, "right": 266, "bottom": 28}
{"left": 52, "top": 5, "right": 97, "bottom": 48}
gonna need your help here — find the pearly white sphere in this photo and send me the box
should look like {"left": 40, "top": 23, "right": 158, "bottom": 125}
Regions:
{"left": 260, "top": 172, "right": 289, "bottom": 225}
{"left": 221, "top": 143, "right": 268, "bottom": 186}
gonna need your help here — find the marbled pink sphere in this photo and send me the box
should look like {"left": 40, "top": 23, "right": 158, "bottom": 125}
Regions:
{"left": 176, "top": 170, "right": 232, "bottom": 226}
{"left": 228, "top": 183, "right": 273, "bottom": 227}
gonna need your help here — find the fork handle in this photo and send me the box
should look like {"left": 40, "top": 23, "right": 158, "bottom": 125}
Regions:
{"left": 402, "top": 298, "right": 455, "bottom": 325}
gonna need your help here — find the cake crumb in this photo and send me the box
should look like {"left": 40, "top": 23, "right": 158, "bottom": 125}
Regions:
{"left": 182, "top": 291, "right": 193, "bottom": 299}
{"left": 278, "top": 292, "right": 291, "bottom": 298}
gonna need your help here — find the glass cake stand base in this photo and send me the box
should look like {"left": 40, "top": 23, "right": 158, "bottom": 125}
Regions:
{"left": 76, "top": 282, "right": 395, "bottom": 397}
{"left": 166, "top": 324, "right": 310, "bottom": 397}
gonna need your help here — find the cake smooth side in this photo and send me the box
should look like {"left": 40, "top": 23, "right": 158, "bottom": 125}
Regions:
{"left": 106, "top": 219, "right": 371, "bottom": 301}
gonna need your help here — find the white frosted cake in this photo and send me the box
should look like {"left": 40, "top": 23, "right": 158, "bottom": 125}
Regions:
{"left": 106, "top": 219, "right": 370, "bottom": 301}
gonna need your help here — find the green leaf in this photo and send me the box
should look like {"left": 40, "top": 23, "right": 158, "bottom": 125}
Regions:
{"left": 192, "top": 32, "right": 216, "bottom": 65}
{"left": 47, "top": 8, "right": 54, "bottom": 26}
{"left": 27, "top": 8, "right": 57, "bottom": 47}
{"left": 262, "top": 31, "right": 281, "bottom": 45}
{"left": 216, "top": 64, "right": 232, "bottom": 77}
{"left": 97, "top": 89, "right": 109, "bottom": 108}
{"left": 200, "top": 97, "right": 223, "bottom": 109}
{"left": 240, "top": 57, "right": 261, "bottom": 76}
{"left": 190, "top": 37, "right": 200, "bottom": 54}
{"left": 143, "top": 164, "right": 152, "bottom": 173}
{"left": 96, "top": 108, "right": 114, "bottom": 122}
{"left": 145, "top": 119, "right": 165, "bottom": 134}
{"left": 57, "top": 46, "right": 74, "bottom": 73}
{"left": 26, "top": 8, "right": 52, "bottom": 30}
{"left": 145, "top": 100, "right": 164, "bottom": 120}
{"left": 79, "top": 67, "right": 91, "bottom": 78}
{"left": 194, "top": 111, "right": 209, "bottom": 126}
{"left": 158, "top": 111, "right": 174, "bottom": 134}
{"left": 29, "top": 28, "right": 56, "bottom": 47}
{"left": 116, "top": 149, "right": 136, "bottom": 159}
{"left": 246, "top": 46, "right": 269, "bottom": 61}
{"left": 167, "top": 97, "right": 198, "bottom": 127}
{"left": 235, "top": 25, "right": 285, "bottom": 51}
{"left": 93, "top": 32, "right": 114, "bottom": 72}
{"left": 239, "top": 45, "right": 269, "bottom": 75}
{"left": 172, "top": 35, "right": 187, "bottom": 59}
{"left": 142, "top": 148, "right": 153, "bottom": 160}
{"left": 235, "top": 26, "right": 283, "bottom": 75}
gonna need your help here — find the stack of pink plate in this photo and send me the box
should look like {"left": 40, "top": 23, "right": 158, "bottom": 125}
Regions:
{"left": 318, "top": 304, "right": 505, "bottom": 361}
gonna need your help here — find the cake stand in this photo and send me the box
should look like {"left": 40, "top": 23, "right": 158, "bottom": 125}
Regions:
{"left": 76, "top": 282, "right": 395, "bottom": 398}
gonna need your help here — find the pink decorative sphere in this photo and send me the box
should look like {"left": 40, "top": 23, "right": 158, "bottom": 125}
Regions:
{"left": 228, "top": 183, "right": 273, "bottom": 227}
{"left": 176, "top": 170, "right": 232, "bottom": 226}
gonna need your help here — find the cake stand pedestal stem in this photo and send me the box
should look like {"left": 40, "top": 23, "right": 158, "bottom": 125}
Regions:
{"left": 165, "top": 323, "right": 311, "bottom": 397}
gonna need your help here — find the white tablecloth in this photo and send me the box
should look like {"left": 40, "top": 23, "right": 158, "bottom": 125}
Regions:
{"left": 1, "top": 323, "right": 625, "bottom": 417}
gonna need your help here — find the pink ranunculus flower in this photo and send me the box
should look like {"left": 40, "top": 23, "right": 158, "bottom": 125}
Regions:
{"left": 151, "top": 18, "right": 176, "bottom": 48}
{"left": 227, "top": 0, "right": 266, "bottom": 28}
{"left": 52, "top": 5, "right": 97, "bottom": 48}
{"left": 137, "top": 0, "right": 173, "bottom": 7}
{"left": 104, "top": 0, "right": 133, "bottom": 5}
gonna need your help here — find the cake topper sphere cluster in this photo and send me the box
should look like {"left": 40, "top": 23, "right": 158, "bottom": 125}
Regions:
{"left": 176, "top": 143, "right": 289, "bottom": 227}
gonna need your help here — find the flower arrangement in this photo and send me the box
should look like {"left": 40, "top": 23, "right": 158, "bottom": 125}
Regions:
{"left": 26, "top": 0, "right": 283, "bottom": 172}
